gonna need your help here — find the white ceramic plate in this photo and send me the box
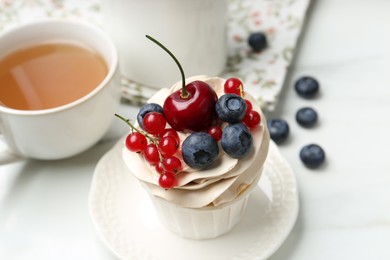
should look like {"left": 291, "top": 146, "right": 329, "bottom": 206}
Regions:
{"left": 89, "top": 140, "right": 299, "bottom": 260}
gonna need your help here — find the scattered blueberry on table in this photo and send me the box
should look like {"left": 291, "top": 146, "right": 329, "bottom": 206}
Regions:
{"left": 267, "top": 118, "right": 289, "bottom": 144}
{"left": 296, "top": 107, "right": 318, "bottom": 127}
{"left": 299, "top": 144, "right": 325, "bottom": 168}
{"left": 248, "top": 32, "right": 267, "bottom": 52}
{"left": 294, "top": 76, "right": 319, "bottom": 98}
{"left": 268, "top": 75, "right": 327, "bottom": 170}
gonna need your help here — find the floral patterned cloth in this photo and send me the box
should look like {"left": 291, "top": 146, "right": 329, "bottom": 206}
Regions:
{"left": 0, "top": 0, "right": 310, "bottom": 111}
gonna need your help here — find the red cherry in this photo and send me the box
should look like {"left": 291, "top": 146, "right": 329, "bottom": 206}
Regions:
{"left": 159, "top": 128, "right": 180, "bottom": 144}
{"left": 208, "top": 125, "right": 223, "bottom": 141}
{"left": 162, "top": 156, "right": 182, "bottom": 174}
{"left": 159, "top": 136, "right": 179, "bottom": 157}
{"left": 158, "top": 172, "right": 176, "bottom": 189}
{"left": 144, "top": 144, "right": 160, "bottom": 164}
{"left": 243, "top": 110, "right": 261, "bottom": 128}
{"left": 143, "top": 112, "right": 166, "bottom": 135}
{"left": 163, "top": 81, "right": 218, "bottom": 132}
{"left": 125, "top": 132, "right": 147, "bottom": 152}
{"left": 244, "top": 99, "right": 253, "bottom": 112}
{"left": 224, "top": 78, "right": 244, "bottom": 96}
{"left": 145, "top": 36, "right": 218, "bottom": 132}
{"left": 155, "top": 162, "right": 166, "bottom": 174}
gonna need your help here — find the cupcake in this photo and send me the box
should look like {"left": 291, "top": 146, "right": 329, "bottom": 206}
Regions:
{"left": 119, "top": 75, "right": 270, "bottom": 240}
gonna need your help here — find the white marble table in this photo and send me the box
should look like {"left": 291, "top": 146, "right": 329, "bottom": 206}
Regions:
{"left": 1, "top": 0, "right": 390, "bottom": 259}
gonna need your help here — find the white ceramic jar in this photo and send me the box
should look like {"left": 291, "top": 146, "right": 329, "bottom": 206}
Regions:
{"left": 101, "top": 0, "right": 228, "bottom": 88}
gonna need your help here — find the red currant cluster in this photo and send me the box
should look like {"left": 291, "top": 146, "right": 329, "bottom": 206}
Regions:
{"left": 115, "top": 113, "right": 182, "bottom": 190}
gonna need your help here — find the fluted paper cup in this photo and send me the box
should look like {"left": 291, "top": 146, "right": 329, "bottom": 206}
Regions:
{"left": 145, "top": 172, "right": 261, "bottom": 240}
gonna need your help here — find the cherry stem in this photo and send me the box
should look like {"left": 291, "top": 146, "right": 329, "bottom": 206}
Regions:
{"left": 115, "top": 113, "right": 163, "bottom": 161}
{"left": 145, "top": 35, "right": 189, "bottom": 98}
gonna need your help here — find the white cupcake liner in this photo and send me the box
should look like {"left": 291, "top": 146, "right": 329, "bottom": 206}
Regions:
{"left": 146, "top": 172, "right": 262, "bottom": 240}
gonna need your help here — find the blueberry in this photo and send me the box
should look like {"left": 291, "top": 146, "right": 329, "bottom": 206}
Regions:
{"left": 137, "top": 103, "right": 163, "bottom": 129}
{"left": 267, "top": 119, "right": 289, "bottom": 144}
{"left": 300, "top": 144, "right": 325, "bottom": 168}
{"left": 296, "top": 107, "right": 318, "bottom": 127}
{"left": 182, "top": 132, "right": 219, "bottom": 169}
{"left": 248, "top": 32, "right": 267, "bottom": 52}
{"left": 216, "top": 94, "right": 247, "bottom": 123}
{"left": 294, "top": 76, "right": 319, "bottom": 98}
{"left": 221, "top": 123, "right": 253, "bottom": 158}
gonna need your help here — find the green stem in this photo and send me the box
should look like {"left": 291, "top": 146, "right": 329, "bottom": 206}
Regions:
{"left": 114, "top": 114, "right": 158, "bottom": 143}
{"left": 145, "top": 35, "right": 189, "bottom": 98}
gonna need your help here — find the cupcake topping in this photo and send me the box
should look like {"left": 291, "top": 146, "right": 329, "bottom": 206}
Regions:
{"left": 117, "top": 76, "right": 264, "bottom": 192}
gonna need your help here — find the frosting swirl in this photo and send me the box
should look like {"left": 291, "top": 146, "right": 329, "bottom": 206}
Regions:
{"left": 123, "top": 76, "right": 270, "bottom": 208}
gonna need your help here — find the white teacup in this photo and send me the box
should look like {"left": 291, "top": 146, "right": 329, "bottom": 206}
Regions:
{"left": 101, "top": 0, "right": 228, "bottom": 88}
{"left": 0, "top": 19, "right": 121, "bottom": 163}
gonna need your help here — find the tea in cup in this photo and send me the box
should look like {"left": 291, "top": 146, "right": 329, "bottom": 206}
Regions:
{"left": 0, "top": 19, "right": 121, "bottom": 163}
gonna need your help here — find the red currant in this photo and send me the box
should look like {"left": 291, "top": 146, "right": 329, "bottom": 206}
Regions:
{"left": 159, "top": 136, "right": 179, "bottom": 157}
{"left": 158, "top": 172, "right": 176, "bottom": 189}
{"left": 159, "top": 128, "right": 180, "bottom": 144}
{"left": 143, "top": 112, "right": 166, "bottom": 135}
{"left": 155, "top": 161, "right": 166, "bottom": 174}
{"left": 244, "top": 99, "right": 253, "bottom": 112}
{"left": 207, "top": 125, "right": 223, "bottom": 141}
{"left": 224, "top": 78, "right": 244, "bottom": 96}
{"left": 243, "top": 110, "right": 261, "bottom": 128}
{"left": 162, "top": 156, "right": 182, "bottom": 174}
{"left": 144, "top": 144, "right": 160, "bottom": 165}
{"left": 125, "top": 132, "right": 147, "bottom": 152}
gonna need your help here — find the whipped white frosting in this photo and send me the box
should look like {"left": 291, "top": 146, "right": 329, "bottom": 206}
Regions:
{"left": 123, "top": 76, "right": 270, "bottom": 208}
